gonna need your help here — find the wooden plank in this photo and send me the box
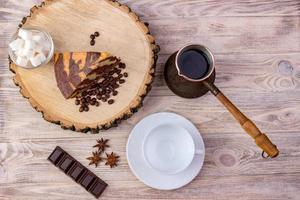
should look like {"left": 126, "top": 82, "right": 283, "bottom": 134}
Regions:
{"left": 2, "top": 93, "right": 300, "bottom": 135}
{"left": 150, "top": 17, "right": 300, "bottom": 55}
{"left": 123, "top": 0, "right": 300, "bottom": 18}
{"left": 1, "top": 0, "right": 300, "bottom": 20}
{"left": 2, "top": 16, "right": 300, "bottom": 54}
{"left": 0, "top": 173, "right": 299, "bottom": 199}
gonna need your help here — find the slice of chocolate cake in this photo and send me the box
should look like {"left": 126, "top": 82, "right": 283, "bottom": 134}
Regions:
{"left": 54, "top": 52, "right": 120, "bottom": 99}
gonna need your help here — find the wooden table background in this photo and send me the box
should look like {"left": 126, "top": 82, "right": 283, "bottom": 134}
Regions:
{"left": 1, "top": 0, "right": 300, "bottom": 199}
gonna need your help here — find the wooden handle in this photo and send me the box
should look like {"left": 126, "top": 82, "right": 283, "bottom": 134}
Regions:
{"left": 204, "top": 82, "right": 279, "bottom": 158}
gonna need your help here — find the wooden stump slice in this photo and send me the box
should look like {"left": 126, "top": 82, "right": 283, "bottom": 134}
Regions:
{"left": 9, "top": 0, "right": 159, "bottom": 132}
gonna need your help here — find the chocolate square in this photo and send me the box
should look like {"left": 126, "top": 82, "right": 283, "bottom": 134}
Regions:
{"left": 59, "top": 156, "right": 75, "bottom": 173}
{"left": 80, "top": 173, "right": 96, "bottom": 190}
{"left": 69, "top": 164, "right": 86, "bottom": 181}
{"left": 48, "top": 147, "right": 64, "bottom": 165}
{"left": 90, "top": 180, "right": 107, "bottom": 198}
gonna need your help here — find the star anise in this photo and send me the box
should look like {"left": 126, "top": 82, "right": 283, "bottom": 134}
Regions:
{"left": 87, "top": 151, "right": 103, "bottom": 167}
{"left": 93, "top": 138, "right": 110, "bottom": 152}
{"left": 105, "top": 152, "right": 119, "bottom": 168}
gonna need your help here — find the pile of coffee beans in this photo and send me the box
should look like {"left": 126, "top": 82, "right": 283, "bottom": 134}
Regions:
{"left": 90, "top": 31, "right": 100, "bottom": 46}
{"left": 75, "top": 62, "right": 128, "bottom": 112}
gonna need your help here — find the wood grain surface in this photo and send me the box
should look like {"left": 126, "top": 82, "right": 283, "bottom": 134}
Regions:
{"left": 1, "top": 0, "right": 300, "bottom": 199}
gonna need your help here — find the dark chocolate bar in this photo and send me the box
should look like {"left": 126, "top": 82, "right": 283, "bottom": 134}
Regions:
{"left": 48, "top": 146, "right": 107, "bottom": 198}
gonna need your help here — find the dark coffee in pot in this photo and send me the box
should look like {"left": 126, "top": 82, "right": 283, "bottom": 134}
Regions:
{"left": 177, "top": 49, "right": 209, "bottom": 80}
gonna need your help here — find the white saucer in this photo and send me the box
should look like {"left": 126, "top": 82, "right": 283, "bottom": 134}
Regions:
{"left": 126, "top": 112, "right": 205, "bottom": 190}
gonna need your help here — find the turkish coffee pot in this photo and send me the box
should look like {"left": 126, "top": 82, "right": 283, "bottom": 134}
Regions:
{"left": 164, "top": 44, "right": 279, "bottom": 158}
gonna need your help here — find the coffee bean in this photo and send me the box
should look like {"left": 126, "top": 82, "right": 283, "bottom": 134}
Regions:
{"left": 79, "top": 106, "right": 84, "bottom": 112}
{"left": 119, "top": 79, "right": 125, "bottom": 84}
{"left": 103, "top": 84, "right": 109, "bottom": 88}
{"left": 123, "top": 72, "right": 128, "bottom": 77}
{"left": 113, "top": 91, "right": 118, "bottom": 96}
{"left": 94, "top": 32, "right": 100, "bottom": 37}
{"left": 113, "top": 78, "right": 118, "bottom": 82}
{"left": 102, "top": 80, "right": 108, "bottom": 85}
{"left": 114, "top": 84, "right": 119, "bottom": 88}
{"left": 109, "top": 71, "right": 114, "bottom": 76}
{"left": 101, "top": 98, "right": 107, "bottom": 102}
{"left": 86, "top": 96, "right": 91, "bottom": 101}
{"left": 90, "top": 101, "right": 95, "bottom": 105}
{"left": 75, "top": 99, "right": 80, "bottom": 105}
{"left": 109, "top": 86, "right": 114, "bottom": 91}
{"left": 95, "top": 101, "right": 100, "bottom": 107}
{"left": 118, "top": 74, "right": 123, "bottom": 79}
{"left": 119, "top": 63, "right": 126, "bottom": 69}
{"left": 99, "top": 90, "right": 105, "bottom": 95}
{"left": 88, "top": 91, "right": 94, "bottom": 95}
{"left": 102, "top": 73, "right": 108, "bottom": 78}
{"left": 90, "top": 34, "right": 95, "bottom": 40}
{"left": 108, "top": 99, "right": 115, "bottom": 105}
{"left": 96, "top": 94, "right": 101, "bottom": 100}
{"left": 82, "top": 91, "right": 88, "bottom": 96}
{"left": 84, "top": 106, "right": 89, "bottom": 112}
{"left": 90, "top": 40, "right": 95, "bottom": 46}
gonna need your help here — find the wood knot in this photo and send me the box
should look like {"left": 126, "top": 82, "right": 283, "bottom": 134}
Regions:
{"left": 213, "top": 149, "right": 237, "bottom": 169}
{"left": 282, "top": 111, "right": 294, "bottom": 120}
{"left": 278, "top": 60, "right": 293, "bottom": 76}
{"left": 219, "top": 154, "right": 236, "bottom": 167}
{"left": 277, "top": 110, "right": 296, "bottom": 123}
{"left": 267, "top": 114, "right": 277, "bottom": 122}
